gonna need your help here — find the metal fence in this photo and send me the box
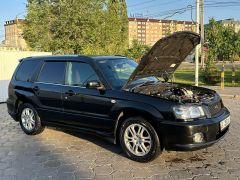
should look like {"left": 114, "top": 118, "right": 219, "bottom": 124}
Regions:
{"left": 0, "top": 50, "right": 51, "bottom": 102}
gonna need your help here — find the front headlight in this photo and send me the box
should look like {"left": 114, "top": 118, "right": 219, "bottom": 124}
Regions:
{"left": 173, "top": 105, "right": 205, "bottom": 121}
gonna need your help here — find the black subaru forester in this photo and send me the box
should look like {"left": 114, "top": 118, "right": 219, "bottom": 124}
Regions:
{"left": 7, "top": 32, "right": 230, "bottom": 162}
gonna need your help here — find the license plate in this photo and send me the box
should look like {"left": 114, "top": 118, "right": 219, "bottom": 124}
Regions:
{"left": 220, "top": 116, "right": 230, "bottom": 131}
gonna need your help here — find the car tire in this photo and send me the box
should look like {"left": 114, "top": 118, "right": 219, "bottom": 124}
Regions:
{"left": 18, "top": 103, "right": 45, "bottom": 135}
{"left": 119, "top": 116, "right": 161, "bottom": 162}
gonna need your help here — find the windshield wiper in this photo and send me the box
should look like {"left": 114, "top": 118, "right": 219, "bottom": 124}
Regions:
{"left": 130, "top": 80, "right": 156, "bottom": 91}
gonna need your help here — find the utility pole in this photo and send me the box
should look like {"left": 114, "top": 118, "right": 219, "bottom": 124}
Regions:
{"left": 200, "top": 0, "right": 205, "bottom": 67}
{"left": 195, "top": 0, "right": 200, "bottom": 86}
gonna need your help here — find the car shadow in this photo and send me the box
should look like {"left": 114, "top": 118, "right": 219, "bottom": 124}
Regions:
{"left": 56, "top": 127, "right": 126, "bottom": 158}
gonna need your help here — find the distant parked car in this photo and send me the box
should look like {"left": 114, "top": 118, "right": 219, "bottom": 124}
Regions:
{"left": 7, "top": 32, "right": 230, "bottom": 162}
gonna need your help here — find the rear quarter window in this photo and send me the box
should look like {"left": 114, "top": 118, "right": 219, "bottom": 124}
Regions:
{"left": 16, "top": 60, "right": 40, "bottom": 82}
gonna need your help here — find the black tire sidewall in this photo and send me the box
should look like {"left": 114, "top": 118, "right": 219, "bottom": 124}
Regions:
{"left": 18, "top": 103, "right": 43, "bottom": 135}
{"left": 120, "top": 117, "right": 161, "bottom": 162}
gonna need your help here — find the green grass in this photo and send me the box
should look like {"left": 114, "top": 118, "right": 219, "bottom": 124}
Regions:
{"left": 173, "top": 68, "right": 240, "bottom": 87}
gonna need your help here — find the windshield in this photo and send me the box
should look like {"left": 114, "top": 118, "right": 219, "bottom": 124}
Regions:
{"left": 97, "top": 58, "right": 158, "bottom": 89}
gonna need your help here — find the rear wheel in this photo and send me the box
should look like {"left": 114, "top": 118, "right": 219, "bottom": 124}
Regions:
{"left": 119, "top": 116, "right": 161, "bottom": 162}
{"left": 18, "top": 103, "right": 44, "bottom": 135}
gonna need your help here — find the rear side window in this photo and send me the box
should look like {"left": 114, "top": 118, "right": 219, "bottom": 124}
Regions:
{"left": 16, "top": 60, "right": 40, "bottom": 82}
{"left": 37, "top": 62, "right": 65, "bottom": 84}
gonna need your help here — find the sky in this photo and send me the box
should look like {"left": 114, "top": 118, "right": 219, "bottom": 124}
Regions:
{"left": 0, "top": 0, "right": 240, "bottom": 42}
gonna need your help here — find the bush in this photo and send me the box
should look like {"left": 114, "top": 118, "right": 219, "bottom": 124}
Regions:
{"left": 202, "top": 67, "right": 220, "bottom": 85}
{"left": 202, "top": 50, "right": 220, "bottom": 85}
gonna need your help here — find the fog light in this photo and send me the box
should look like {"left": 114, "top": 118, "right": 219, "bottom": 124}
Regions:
{"left": 193, "top": 133, "right": 204, "bottom": 143}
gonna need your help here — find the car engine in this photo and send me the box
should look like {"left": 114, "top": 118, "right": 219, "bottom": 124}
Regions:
{"left": 130, "top": 82, "right": 216, "bottom": 103}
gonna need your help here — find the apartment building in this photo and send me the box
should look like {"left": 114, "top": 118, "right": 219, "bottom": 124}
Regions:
{"left": 128, "top": 18, "right": 196, "bottom": 46}
{"left": 218, "top": 18, "right": 240, "bottom": 33}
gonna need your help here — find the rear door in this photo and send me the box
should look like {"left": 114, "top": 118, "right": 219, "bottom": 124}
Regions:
{"left": 62, "top": 61, "right": 114, "bottom": 131}
{"left": 33, "top": 61, "right": 66, "bottom": 123}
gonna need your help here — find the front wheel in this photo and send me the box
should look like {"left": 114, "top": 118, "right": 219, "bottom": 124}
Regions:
{"left": 18, "top": 103, "right": 45, "bottom": 135}
{"left": 119, "top": 116, "right": 161, "bottom": 162}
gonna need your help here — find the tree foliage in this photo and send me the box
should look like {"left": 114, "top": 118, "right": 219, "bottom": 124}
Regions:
{"left": 203, "top": 18, "right": 240, "bottom": 85}
{"left": 124, "top": 40, "right": 150, "bottom": 62}
{"left": 23, "top": 0, "right": 128, "bottom": 55}
{"left": 206, "top": 18, "right": 240, "bottom": 62}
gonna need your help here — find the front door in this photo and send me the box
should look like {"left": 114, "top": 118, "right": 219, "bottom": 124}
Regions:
{"left": 62, "top": 61, "right": 114, "bottom": 131}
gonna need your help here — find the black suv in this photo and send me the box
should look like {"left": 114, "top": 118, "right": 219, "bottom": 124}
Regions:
{"left": 7, "top": 32, "right": 230, "bottom": 162}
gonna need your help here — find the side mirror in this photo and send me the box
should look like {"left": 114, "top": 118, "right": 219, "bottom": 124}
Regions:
{"left": 86, "top": 81, "right": 103, "bottom": 89}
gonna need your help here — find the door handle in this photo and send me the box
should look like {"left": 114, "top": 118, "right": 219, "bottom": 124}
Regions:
{"left": 65, "top": 90, "right": 76, "bottom": 96}
{"left": 33, "top": 86, "right": 39, "bottom": 91}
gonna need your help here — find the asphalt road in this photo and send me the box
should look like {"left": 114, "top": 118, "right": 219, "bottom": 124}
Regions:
{"left": 0, "top": 98, "right": 239, "bottom": 180}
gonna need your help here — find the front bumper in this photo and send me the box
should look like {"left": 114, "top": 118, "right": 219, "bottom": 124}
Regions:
{"left": 160, "top": 107, "right": 230, "bottom": 151}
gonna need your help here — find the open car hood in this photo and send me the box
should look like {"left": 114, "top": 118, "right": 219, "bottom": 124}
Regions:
{"left": 123, "top": 31, "right": 200, "bottom": 89}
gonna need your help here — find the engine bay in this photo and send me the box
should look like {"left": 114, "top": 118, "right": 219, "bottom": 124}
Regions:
{"left": 130, "top": 82, "right": 216, "bottom": 104}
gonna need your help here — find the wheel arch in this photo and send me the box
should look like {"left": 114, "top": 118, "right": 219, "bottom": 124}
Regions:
{"left": 113, "top": 107, "right": 164, "bottom": 149}
{"left": 14, "top": 91, "right": 36, "bottom": 118}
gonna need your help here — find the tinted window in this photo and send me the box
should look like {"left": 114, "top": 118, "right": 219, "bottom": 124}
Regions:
{"left": 37, "top": 62, "right": 65, "bottom": 84}
{"left": 65, "top": 62, "right": 99, "bottom": 86}
{"left": 16, "top": 60, "right": 40, "bottom": 82}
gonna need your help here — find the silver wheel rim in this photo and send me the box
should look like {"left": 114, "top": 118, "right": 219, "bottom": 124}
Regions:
{"left": 124, "top": 124, "right": 152, "bottom": 156}
{"left": 21, "top": 108, "right": 35, "bottom": 131}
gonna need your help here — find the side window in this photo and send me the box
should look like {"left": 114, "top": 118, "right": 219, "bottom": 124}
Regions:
{"left": 65, "top": 62, "right": 99, "bottom": 87}
{"left": 37, "top": 62, "right": 65, "bottom": 84}
{"left": 16, "top": 60, "right": 40, "bottom": 82}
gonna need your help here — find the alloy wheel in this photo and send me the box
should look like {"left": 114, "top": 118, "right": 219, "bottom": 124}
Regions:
{"left": 21, "top": 108, "right": 35, "bottom": 131}
{"left": 123, "top": 123, "right": 152, "bottom": 156}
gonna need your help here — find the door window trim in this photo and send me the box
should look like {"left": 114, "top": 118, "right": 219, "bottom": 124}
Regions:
{"left": 35, "top": 81, "right": 87, "bottom": 88}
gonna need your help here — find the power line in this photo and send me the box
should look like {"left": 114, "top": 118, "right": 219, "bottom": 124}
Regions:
{"left": 139, "top": 1, "right": 240, "bottom": 19}
{"left": 129, "top": 0, "right": 183, "bottom": 12}
{"left": 129, "top": 0, "right": 240, "bottom": 18}
{"left": 141, "top": 6, "right": 190, "bottom": 18}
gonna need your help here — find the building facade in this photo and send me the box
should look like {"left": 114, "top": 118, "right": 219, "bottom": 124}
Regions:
{"left": 218, "top": 18, "right": 240, "bottom": 33}
{"left": 128, "top": 18, "right": 196, "bottom": 46}
{"left": 1, "top": 18, "right": 27, "bottom": 50}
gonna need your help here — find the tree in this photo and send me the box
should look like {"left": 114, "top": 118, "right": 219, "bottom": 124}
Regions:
{"left": 205, "top": 18, "right": 240, "bottom": 85}
{"left": 206, "top": 18, "right": 240, "bottom": 62}
{"left": 23, "top": 0, "right": 128, "bottom": 55}
{"left": 23, "top": 0, "right": 53, "bottom": 52}
{"left": 202, "top": 49, "right": 220, "bottom": 85}
{"left": 125, "top": 40, "right": 150, "bottom": 61}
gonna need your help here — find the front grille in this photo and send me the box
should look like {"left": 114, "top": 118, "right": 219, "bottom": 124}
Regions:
{"left": 208, "top": 100, "right": 222, "bottom": 117}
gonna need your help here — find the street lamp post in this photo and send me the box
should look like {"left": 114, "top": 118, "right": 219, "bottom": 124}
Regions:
{"left": 195, "top": 0, "right": 200, "bottom": 86}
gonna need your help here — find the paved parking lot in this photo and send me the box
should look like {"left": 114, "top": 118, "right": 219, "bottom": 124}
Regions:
{"left": 0, "top": 98, "right": 239, "bottom": 180}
